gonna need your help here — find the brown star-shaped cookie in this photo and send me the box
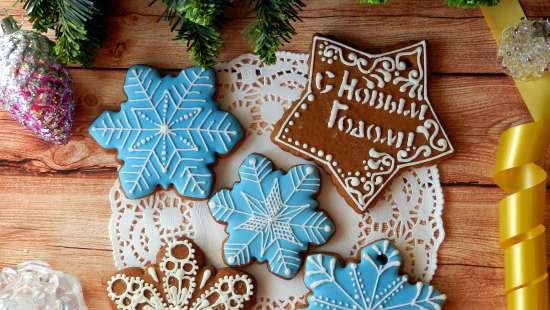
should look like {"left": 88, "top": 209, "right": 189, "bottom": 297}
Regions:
{"left": 272, "top": 36, "right": 453, "bottom": 212}
{"left": 106, "top": 237, "right": 256, "bottom": 309}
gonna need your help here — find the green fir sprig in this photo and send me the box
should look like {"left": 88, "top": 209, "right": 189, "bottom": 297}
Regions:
{"left": 154, "top": 0, "right": 304, "bottom": 67}
{"left": 18, "top": 0, "right": 106, "bottom": 66}
{"left": 154, "top": 0, "right": 230, "bottom": 68}
{"left": 244, "top": 0, "right": 305, "bottom": 65}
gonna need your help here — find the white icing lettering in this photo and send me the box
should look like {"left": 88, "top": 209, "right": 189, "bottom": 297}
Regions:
{"left": 327, "top": 100, "right": 349, "bottom": 129}
{"left": 327, "top": 100, "right": 414, "bottom": 149}
{"left": 338, "top": 70, "right": 358, "bottom": 101}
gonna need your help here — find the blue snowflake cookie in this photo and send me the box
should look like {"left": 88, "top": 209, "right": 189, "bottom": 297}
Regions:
{"left": 208, "top": 153, "right": 335, "bottom": 279}
{"left": 89, "top": 65, "right": 243, "bottom": 199}
{"left": 302, "top": 239, "right": 446, "bottom": 309}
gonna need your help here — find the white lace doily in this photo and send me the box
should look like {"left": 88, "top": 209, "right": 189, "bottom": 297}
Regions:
{"left": 108, "top": 52, "right": 445, "bottom": 309}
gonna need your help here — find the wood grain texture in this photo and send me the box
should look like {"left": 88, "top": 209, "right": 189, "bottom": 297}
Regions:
{"left": 0, "top": 0, "right": 547, "bottom": 309}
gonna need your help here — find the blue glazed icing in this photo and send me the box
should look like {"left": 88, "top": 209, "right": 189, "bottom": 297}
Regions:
{"left": 303, "top": 239, "right": 446, "bottom": 309}
{"left": 89, "top": 65, "right": 243, "bottom": 199}
{"left": 208, "top": 153, "right": 335, "bottom": 279}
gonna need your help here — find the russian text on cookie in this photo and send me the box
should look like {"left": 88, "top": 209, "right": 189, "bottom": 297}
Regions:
{"left": 89, "top": 65, "right": 244, "bottom": 199}
{"left": 208, "top": 153, "right": 335, "bottom": 279}
{"left": 272, "top": 36, "right": 453, "bottom": 212}
{"left": 301, "top": 239, "right": 446, "bottom": 309}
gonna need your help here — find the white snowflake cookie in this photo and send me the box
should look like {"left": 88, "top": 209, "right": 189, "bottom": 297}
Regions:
{"left": 89, "top": 65, "right": 244, "bottom": 200}
{"left": 300, "top": 239, "right": 446, "bottom": 309}
{"left": 208, "top": 153, "right": 335, "bottom": 279}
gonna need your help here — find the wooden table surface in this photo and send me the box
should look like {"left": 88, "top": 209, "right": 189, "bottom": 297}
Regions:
{"left": 1, "top": 1, "right": 549, "bottom": 309}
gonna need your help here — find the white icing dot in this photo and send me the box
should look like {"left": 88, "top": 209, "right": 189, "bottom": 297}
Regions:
{"left": 350, "top": 178, "right": 360, "bottom": 186}
{"left": 284, "top": 128, "right": 289, "bottom": 133}
{"left": 328, "top": 59, "right": 333, "bottom": 64}
{"left": 301, "top": 103, "right": 308, "bottom": 110}
{"left": 305, "top": 167, "right": 314, "bottom": 175}
{"left": 332, "top": 161, "right": 338, "bottom": 167}
{"left": 289, "top": 120, "right": 294, "bottom": 126}
{"left": 302, "top": 143, "right": 308, "bottom": 149}
{"left": 208, "top": 201, "right": 216, "bottom": 208}
{"left": 317, "top": 150, "right": 324, "bottom": 157}
{"left": 307, "top": 94, "right": 315, "bottom": 101}
{"left": 326, "top": 154, "right": 333, "bottom": 161}
{"left": 310, "top": 147, "right": 317, "bottom": 153}
{"left": 284, "top": 268, "right": 291, "bottom": 276}
{"left": 249, "top": 158, "right": 256, "bottom": 165}
{"left": 294, "top": 112, "right": 300, "bottom": 118}
{"left": 324, "top": 225, "right": 332, "bottom": 232}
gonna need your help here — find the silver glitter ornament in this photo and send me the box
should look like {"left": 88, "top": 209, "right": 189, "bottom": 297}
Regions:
{"left": 0, "top": 15, "right": 75, "bottom": 144}
{"left": 497, "top": 18, "right": 550, "bottom": 81}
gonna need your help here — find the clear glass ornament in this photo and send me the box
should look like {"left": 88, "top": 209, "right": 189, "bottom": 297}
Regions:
{"left": 0, "top": 261, "right": 87, "bottom": 310}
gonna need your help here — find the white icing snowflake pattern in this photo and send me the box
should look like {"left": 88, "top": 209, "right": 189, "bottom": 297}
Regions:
{"left": 303, "top": 239, "right": 446, "bottom": 310}
{"left": 90, "top": 65, "right": 243, "bottom": 200}
{"left": 209, "top": 153, "right": 335, "bottom": 279}
{"left": 107, "top": 52, "right": 446, "bottom": 310}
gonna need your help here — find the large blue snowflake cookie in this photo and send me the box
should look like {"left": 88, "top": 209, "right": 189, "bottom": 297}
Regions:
{"left": 208, "top": 153, "right": 335, "bottom": 279}
{"left": 89, "top": 65, "right": 243, "bottom": 199}
{"left": 301, "top": 239, "right": 446, "bottom": 309}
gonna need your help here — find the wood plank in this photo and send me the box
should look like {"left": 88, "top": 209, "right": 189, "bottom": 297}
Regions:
{"left": 0, "top": 176, "right": 534, "bottom": 309}
{"left": 93, "top": 15, "right": 502, "bottom": 73}
{"left": 4, "top": 0, "right": 548, "bottom": 18}
{"left": 2, "top": 1, "right": 548, "bottom": 73}
{"left": 0, "top": 71, "right": 535, "bottom": 185}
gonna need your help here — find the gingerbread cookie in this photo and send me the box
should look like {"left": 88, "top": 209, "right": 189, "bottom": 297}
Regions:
{"left": 208, "top": 153, "right": 335, "bottom": 279}
{"left": 106, "top": 237, "right": 256, "bottom": 309}
{"left": 299, "top": 239, "right": 446, "bottom": 309}
{"left": 272, "top": 36, "right": 453, "bottom": 212}
{"left": 90, "top": 65, "right": 243, "bottom": 199}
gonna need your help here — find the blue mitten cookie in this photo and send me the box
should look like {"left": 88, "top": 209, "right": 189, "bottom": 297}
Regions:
{"left": 302, "top": 239, "right": 446, "bottom": 309}
{"left": 90, "top": 65, "right": 243, "bottom": 199}
{"left": 208, "top": 153, "right": 335, "bottom": 279}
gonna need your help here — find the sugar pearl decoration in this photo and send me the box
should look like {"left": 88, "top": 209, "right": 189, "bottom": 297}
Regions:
{"left": 498, "top": 18, "right": 550, "bottom": 81}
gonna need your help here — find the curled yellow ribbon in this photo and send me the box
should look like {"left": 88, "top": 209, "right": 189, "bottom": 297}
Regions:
{"left": 482, "top": 0, "right": 550, "bottom": 309}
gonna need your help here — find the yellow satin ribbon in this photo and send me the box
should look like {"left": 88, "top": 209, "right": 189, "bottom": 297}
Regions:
{"left": 482, "top": 0, "right": 550, "bottom": 309}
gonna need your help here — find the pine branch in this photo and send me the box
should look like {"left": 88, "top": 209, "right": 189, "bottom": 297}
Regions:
{"left": 244, "top": 0, "right": 304, "bottom": 65}
{"left": 19, "top": 0, "right": 106, "bottom": 66}
{"left": 154, "top": 0, "right": 229, "bottom": 67}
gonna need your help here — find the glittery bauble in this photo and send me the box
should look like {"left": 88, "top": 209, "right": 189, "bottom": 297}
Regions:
{"left": 498, "top": 18, "right": 550, "bottom": 81}
{"left": 0, "top": 19, "right": 75, "bottom": 144}
{"left": 0, "top": 261, "right": 88, "bottom": 310}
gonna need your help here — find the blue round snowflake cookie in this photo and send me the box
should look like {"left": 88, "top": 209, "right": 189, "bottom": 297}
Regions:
{"left": 302, "top": 239, "right": 446, "bottom": 309}
{"left": 89, "top": 65, "right": 243, "bottom": 199}
{"left": 208, "top": 153, "right": 335, "bottom": 279}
